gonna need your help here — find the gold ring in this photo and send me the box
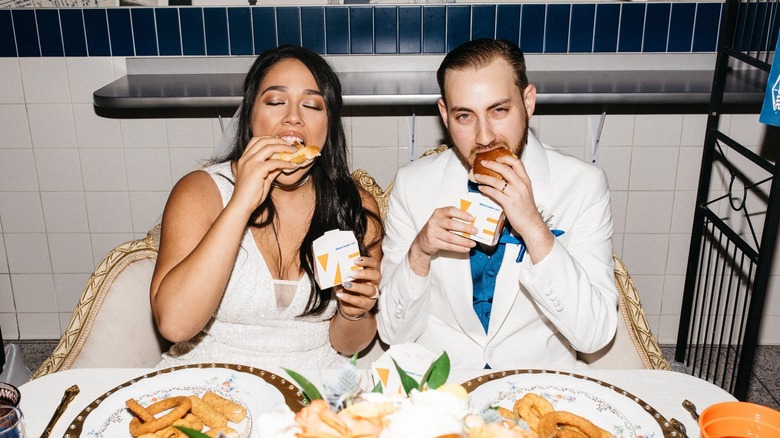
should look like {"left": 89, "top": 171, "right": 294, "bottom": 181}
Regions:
{"left": 369, "top": 284, "right": 380, "bottom": 300}
{"left": 501, "top": 181, "right": 508, "bottom": 193}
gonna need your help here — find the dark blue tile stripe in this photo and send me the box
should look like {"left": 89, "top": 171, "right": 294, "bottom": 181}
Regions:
{"left": 60, "top": 9, "right": 87, "bottom": 57}
{"left": 643, "top": 3, "right": 671, "bottom": 53}
{"left": 0, "top": 10, "right": 16, "bottom": 57}
{"left": 373, "top": 6, "right": 397, "bottom": 55}
{"left": 36, "top": 9, "right": 63, "bottom": 57}
{"left": 446, "top": 6, "right": 470, "bottom": 53}
{"left": 693, "top": 2, "right": 722, "bottom": 52}
{"left": 13, "top": 10, "right": 40, "bottom": 57}
{"left": 132, "top": 8, "right": 158, "bottom": 56}
{"left": 569, "top": 4, "right": 595, "bottom": 53}
{"left": 594, "top": 3, "right": 619, "bottom": 53}
{"left": 252, "top": 7, "right": 276, "bottom": 54}
{"left": 108, "top": 8, "right": 134, "bottom": 56}
{"left": 180, "top": 7, "right": 205, "bottom": 56}
{"left": 521, "top": 4, "right": 545, "bottom": 53}
{"left": 204, "top": 7, "right": 228, "bottom": 56}
{"left": 619, "top": 3, "right": 645, "bottom": 52}
{"left": 155, "top": 8, "right": 181, "bottom": 56}
{"left": 350, "top": 7, "right": 373, "bottom": 54}
{"left": 228, "top": 7, "right": 252, "bottom": 56}
{"left": 301, "top": 7, "right": 325, "bottom": 54}
{"left": 472, "top": 5, "right": 496, "bottom": 41}
{"left": 83, "top": 8, "right": 110, "bottom": 56}
{"left": 545, "top": 4, "right": 570, "bottom": 53}
{"left": 0, "top": 3, "right": 728, "bottom": 58}
{"left": 423, "top": 6, "right": 445, "bottom": 53}
{"left": 276, "top": 7, "right": 301, "bottom": 47}
{"left": 669, "top": 2, "right": 696, "bottom": 52}
{"left": 399, "top": 6, "right": 421, "bottom": 54}
{"left": 496, "top": 5, "right": 520, "bottom": 46}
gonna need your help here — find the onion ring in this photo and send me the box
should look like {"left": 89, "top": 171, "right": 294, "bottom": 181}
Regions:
{"left": 125, "top": 398, "right": 155, "bottom": 423}
{"left": 513, "top": 393, "right": 554, "bottom": 432}
{"left": 128, "top": 396, "right": 192, "bottom": 437}
{"left": 537, "top": 410, "right": 612, "bottom": 438}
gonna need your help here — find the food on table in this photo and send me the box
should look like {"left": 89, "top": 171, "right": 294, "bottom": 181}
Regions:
{"left": 271, "top": 140, "right": 321, "bottom": 165}
{"left": 473, "top": 148, "right": 516, "bottom": 181}
{"left": 497, "top": 392, "right": 613, "bottom": 438}
{"left": 537, "top": 410, "right": 612, "bottom": 438}
{"left": 513, "top": 393, "right": 554, "bottom": 432}
{"left": 126, "top": 393, "right": 242, "bottom": 438}
{"left": 202, "top": 391, "right": 247, "bottom": 423}
{"left": 188, "top": 394, "right": 228, "bottom": 428}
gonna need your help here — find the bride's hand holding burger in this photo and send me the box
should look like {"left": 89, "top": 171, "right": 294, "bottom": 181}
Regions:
{"left": 230, "top": 136, "right": 302, "bottom": 212}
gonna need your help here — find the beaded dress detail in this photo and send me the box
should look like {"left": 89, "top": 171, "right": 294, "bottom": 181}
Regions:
{"left": 158, "top": 162, "right": 346, "bottom": 371}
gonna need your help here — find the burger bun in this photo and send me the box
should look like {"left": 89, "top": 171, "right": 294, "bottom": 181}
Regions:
{"left": 472, "top": 148, "right": 514, "bottom": 181}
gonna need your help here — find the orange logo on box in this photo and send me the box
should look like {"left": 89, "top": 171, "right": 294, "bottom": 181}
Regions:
{"left": 313, "top": 230, "right": 360, "bottom": 289}
{"left": 317, "top": 254, "right": 329, "bottom": 270}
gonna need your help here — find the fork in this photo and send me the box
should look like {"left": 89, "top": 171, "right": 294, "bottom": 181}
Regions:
{"left": 40, "top": 384, "right": 80, "bottom": 438}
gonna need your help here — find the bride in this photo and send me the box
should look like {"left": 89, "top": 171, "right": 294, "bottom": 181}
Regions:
{"left": 150, "top": 46, "right": 382, "bottom": 371}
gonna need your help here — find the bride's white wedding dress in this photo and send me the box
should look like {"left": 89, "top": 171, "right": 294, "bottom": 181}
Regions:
{"left": 158, "top": 162, "right": 347, "bottom": 372}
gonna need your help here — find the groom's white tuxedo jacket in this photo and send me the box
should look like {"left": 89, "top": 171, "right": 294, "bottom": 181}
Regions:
{"left": 377, "top": 133, "right": 619, "bottom": 369}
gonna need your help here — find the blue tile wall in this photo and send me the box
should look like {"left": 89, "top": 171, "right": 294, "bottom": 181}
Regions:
{"left": 204, "top": 7, "right": 229, "bottom": 56}
{"left": 37, "top": 10, "right": 64, "bottom": 56}
{"left": 252, "top": 8, "right": 276, "bottom": 54}
{"left": 228, "top": 7, "right": 253, "bottom": 56}
{"left": 107, "top": 8, "right": 133, "bottom": 56}
{"left": 520, "top": 4, "right": 545, "bottom": 53}
{"left": 301, "top": 7, "right": 325, "bottom": 54}
{"left": 155, "top": 8, "right": 181, "bottom": 56}
{"left": 373, "top": 6, "right": 397, "bottom": 54}
{"left": 179, "top": 7, "right": 204, "bottom": 56}
{"left": 350, "top": 7, "right": 373, "bottom": 54}
{"left": 399, "top": 6, "right": 421, "bottom": 54}
{"left": 569, "top": 4, "right": 595, "bottom": 53}
{"left": 132, "top": 8, "right": 158, "bottom": 56}
{"left": 2, "top": 3, "right": 735, "bottom": 58}
{"left": 545, "top": 4, "right": 570, "bottom": 53}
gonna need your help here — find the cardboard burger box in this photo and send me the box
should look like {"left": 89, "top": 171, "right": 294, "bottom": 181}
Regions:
{"left": 452, "top": 191, "right": 505, "bottom": 246}
{"left": 312, "top": 229, "right": 361, "bottom": 289}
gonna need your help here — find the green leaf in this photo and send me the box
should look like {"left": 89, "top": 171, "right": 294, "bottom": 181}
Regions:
{"left": 391, "top": 357, "right": 420, "bottom": 395}
{"left": 420, "top": 351, "right": 450, "bottom": 389}
{"left": 283, "top": 368, "right": 323, "bottom": 402}
{"left": 174, "top": 426, "right": 210, "bottom": 438}
{"left": 372, "top": 380, "right": 383, "bottom": 393}
{"left": 351, "top": 352, "right": 359, "bottom": 367}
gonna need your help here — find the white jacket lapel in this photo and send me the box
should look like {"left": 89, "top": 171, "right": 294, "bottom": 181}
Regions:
{"left": 486, "top": 132, "right": 552, "bottom": 340}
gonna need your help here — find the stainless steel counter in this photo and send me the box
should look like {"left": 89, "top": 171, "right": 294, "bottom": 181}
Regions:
{"left": 92, "top": 68, "right": 766, "bottom": 113}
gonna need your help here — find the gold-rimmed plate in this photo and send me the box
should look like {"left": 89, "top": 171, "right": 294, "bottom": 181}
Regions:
{"left": 64, "top": 363, "right": 305, "bottom": 438}
{"left": 462, "top": 369, "right": 682, "bottom": 438}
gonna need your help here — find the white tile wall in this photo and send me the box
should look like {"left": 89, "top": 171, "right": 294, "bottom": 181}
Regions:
{"left": 0, "top": 57, "right": 777, "bottom": 349}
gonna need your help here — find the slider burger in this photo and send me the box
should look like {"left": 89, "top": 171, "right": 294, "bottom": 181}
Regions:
{"left": 471, "top": 148, "right": 516, "bottom": 182}
{"left": 271, "top": 140, "right": 321, "bottom": 166}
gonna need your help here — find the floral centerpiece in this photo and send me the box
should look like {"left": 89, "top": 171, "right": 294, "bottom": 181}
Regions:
{"left": 250, "top": 353, "right": 531, "bottom": 438}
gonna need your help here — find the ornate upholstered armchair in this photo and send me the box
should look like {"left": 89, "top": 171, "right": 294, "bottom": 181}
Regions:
{"left": 31, "top": 225, "right": 171, "bottom": 379}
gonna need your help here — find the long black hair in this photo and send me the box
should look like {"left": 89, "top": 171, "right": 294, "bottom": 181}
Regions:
{"left": 220, "top": 45, "right": 381, "bottom": 317}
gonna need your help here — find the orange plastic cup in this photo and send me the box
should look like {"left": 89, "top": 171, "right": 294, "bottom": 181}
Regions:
{"left": 699, "top": 401, "right": 780, "bottom": 438}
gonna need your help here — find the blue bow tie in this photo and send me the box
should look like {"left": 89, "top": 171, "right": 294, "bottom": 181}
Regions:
{"left": 467, "top": 181, "right": 564, "bottom": 263}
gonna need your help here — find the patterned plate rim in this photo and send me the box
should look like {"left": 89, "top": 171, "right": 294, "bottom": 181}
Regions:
{"left": 460, "top": 369, "right": 683, "bottom": 438}
{"left": 63, "top": 362, "right": 306, "bottom": 438}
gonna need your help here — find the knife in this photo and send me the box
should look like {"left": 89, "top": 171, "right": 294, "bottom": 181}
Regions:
{"left": 40, "top": 384, "right": 80, "bottom": 438}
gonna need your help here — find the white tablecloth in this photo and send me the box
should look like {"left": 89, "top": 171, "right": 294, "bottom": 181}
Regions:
{"left": 21, "top": 367, "right": 734, "bottom": 437}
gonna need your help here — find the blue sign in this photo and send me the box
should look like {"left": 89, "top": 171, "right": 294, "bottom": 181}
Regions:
{"left": 760, "top": 35, "right": 780, "bottom": 126}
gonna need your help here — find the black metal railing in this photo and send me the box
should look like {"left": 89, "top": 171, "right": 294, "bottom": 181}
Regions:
{"left": 675, "top": 0, "right": 779, "bottom": 400}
